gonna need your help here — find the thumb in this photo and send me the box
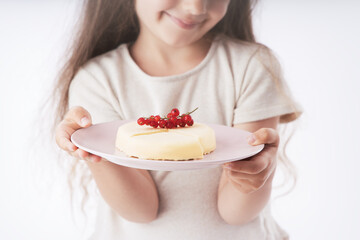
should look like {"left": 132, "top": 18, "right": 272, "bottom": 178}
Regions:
{"left": 247, "top": 128, "right": 279, "bottom": 147}
{"left": 65, "top": 106, "right": 92, "bottom": 128}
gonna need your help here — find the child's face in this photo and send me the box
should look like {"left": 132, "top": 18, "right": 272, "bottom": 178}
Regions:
{"left": 135, "top": 0, "right": 230, "bottom": 47}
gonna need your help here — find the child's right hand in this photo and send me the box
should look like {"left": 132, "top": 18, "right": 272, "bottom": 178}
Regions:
{"left": 55, "top": 106, "right": 102, "bottom": 163}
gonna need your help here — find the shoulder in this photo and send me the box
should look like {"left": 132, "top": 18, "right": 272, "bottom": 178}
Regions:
{"left": 70, "top": 43, "right": 130, "bottom": 92}
{"left": 69, "top": 44, "right": 127, "bottom": 95}
{"left": 214, "top": 35, "right": 278, "bottom": 68}
{"left": 81, "top": 43, "right": 129, "bottom": 78}
{"left": 215, "top": 35, "right": 258, "bottom": 58}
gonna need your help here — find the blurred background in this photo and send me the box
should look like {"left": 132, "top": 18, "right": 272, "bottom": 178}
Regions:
{"left": 1, "top": 0, "right": 359, "bottom": 239}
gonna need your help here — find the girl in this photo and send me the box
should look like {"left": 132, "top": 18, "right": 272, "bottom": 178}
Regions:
{"left": 55, "top": 0, "right": 301, "bottom": 239}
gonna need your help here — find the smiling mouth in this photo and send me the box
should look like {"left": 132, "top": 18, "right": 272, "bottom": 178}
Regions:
{"left": 164, "top": 12, "right": 203, "bottom": 30}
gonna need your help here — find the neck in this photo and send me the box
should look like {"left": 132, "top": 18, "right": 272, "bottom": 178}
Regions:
{"left": 130, "top": 31, "right": 212, "bottom": 76}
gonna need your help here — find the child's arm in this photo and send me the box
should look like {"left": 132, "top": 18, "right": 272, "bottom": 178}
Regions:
{"left": 56, "top": 107, "right": 159, "bottom": 223}
{"left": 217, "top": 117, "right": 279, "bottom": 225}
{"left": 86, "top": 160, "right": 159, "bottom": 223}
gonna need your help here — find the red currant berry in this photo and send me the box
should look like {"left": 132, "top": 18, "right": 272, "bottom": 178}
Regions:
{"left": 166, "top": 121, "right": 175, "bottom": 129}
{"left": 183, "top": 114, "right": 192, "bottom": 122}
{"left": 159, "top": 119, "right": 167, "bottom": 128}
{"left": 144, "top": 119, "right": 150, "bottom": 125}
{"left": 177, "top": 118, "right": 186, "bottom": 127}
{"left": 170, "top": 116, "right": 177, "bottom": 124}
{"left": 171, "top": 108, "right": 180, "bottom": 117}
{"left": 167, "top": 113, "right": 173, "bottom": 119}
{"left": 154, "top": 115, "right": 161, "bottom": 122}
{"left": 150, "top": 119, "right": 158, "bottom": 127}
{"left": 186, "top": 119, "right": 194, "bottom": 126}
{"left": 137, "top": 117, "right": 145, "bottom": 125}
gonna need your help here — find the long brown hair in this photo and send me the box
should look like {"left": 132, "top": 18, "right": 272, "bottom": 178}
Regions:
{"left": 52, "top": 0, "right": 297, "bottom": 215}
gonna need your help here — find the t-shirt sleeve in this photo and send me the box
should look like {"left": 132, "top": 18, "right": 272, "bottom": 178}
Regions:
{"left": 68, "top": 67, "right": 121, "bottom": 124}
{"left": 233, "top": 47, "right": 302, "bottom": 124}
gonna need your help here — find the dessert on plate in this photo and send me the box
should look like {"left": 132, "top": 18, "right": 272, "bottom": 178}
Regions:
{"left": 115, "top": 108, "right": 216, "bottom": 161}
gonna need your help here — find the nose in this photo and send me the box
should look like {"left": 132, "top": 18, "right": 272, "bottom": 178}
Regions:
{"left": 182, "top": 0, "right": 207, "bottom": 15}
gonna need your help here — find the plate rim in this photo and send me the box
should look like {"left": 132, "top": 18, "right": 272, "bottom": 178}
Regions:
{"left": 71, "top": 120, "right": 264, "bottom": 171}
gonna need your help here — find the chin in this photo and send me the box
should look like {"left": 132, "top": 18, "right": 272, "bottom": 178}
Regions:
{"left": 161, "top": 34, "right": 201, "bottom": 48}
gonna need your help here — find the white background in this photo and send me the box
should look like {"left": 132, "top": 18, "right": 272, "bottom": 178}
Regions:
{"left": 1, "top": 1, "right": 359, "bottom": 239}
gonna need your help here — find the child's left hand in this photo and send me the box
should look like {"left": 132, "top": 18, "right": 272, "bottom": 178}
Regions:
{"left": 223, "top": 128, "right": 279, "bottom": 194}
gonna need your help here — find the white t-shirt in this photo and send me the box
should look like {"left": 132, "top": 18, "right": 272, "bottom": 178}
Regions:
{"left": 69, "top": 35, "right": 300, "bottom": 240}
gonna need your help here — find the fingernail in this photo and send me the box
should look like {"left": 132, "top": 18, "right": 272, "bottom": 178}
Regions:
{"left": 81, "top": 117, "right": 89, "bottom": 126}
{"left": 247, "top": 134, "right": 256, "bottom": 145}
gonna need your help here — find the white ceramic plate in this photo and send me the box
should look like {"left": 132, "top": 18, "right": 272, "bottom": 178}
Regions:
{"left": 71, "top": 120, "right": 264, "bottom": 171}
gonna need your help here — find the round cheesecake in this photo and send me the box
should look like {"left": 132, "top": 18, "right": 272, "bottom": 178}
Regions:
{"left": 115, "top": 122, "right": 216, "bottom": 160}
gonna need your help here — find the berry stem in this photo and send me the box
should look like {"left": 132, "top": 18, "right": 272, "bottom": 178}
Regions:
{"left": 184, "top": 107, "right": 198, "bottom": 115}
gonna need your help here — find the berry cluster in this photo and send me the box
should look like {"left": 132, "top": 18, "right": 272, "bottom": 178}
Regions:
{"left": 137, "top": 107, "right": 198, "bottom": 129}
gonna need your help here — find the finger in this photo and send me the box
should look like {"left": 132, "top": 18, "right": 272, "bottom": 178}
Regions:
{"left": 64, "top": 106, "right": 92, "bottom": 129}
{"left": 71, "top": 149, "right": 103, "bottom": 163}
{"left": 74, "top": 148, "right": 90, "bottom": 159}
{"left": 247, "top": 128, "right": 279, "bottom": 147}
{"left": 225, "top": 168, "right": 274, "bottom": 193}
{"left": 55, "top": 124, "right": 78, "bottom": 152}
{"left": 89, "top": 154, "right": 103, "bottom": 163}
{"left": 224, "top": 155, "right": 270, "bottom": 174}
{"left": 225, "top": 170, "right": 256, "bottom": 194}
{"left": 227, "top": 167, "right": 271, "bottom": 186}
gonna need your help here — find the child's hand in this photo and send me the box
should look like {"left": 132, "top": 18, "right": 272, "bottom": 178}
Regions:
{"left": 223, "top": 128, "right": 279, "bottom": 194}
{"left": 55, "top": 106, "right": 102, "bottom": 163}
